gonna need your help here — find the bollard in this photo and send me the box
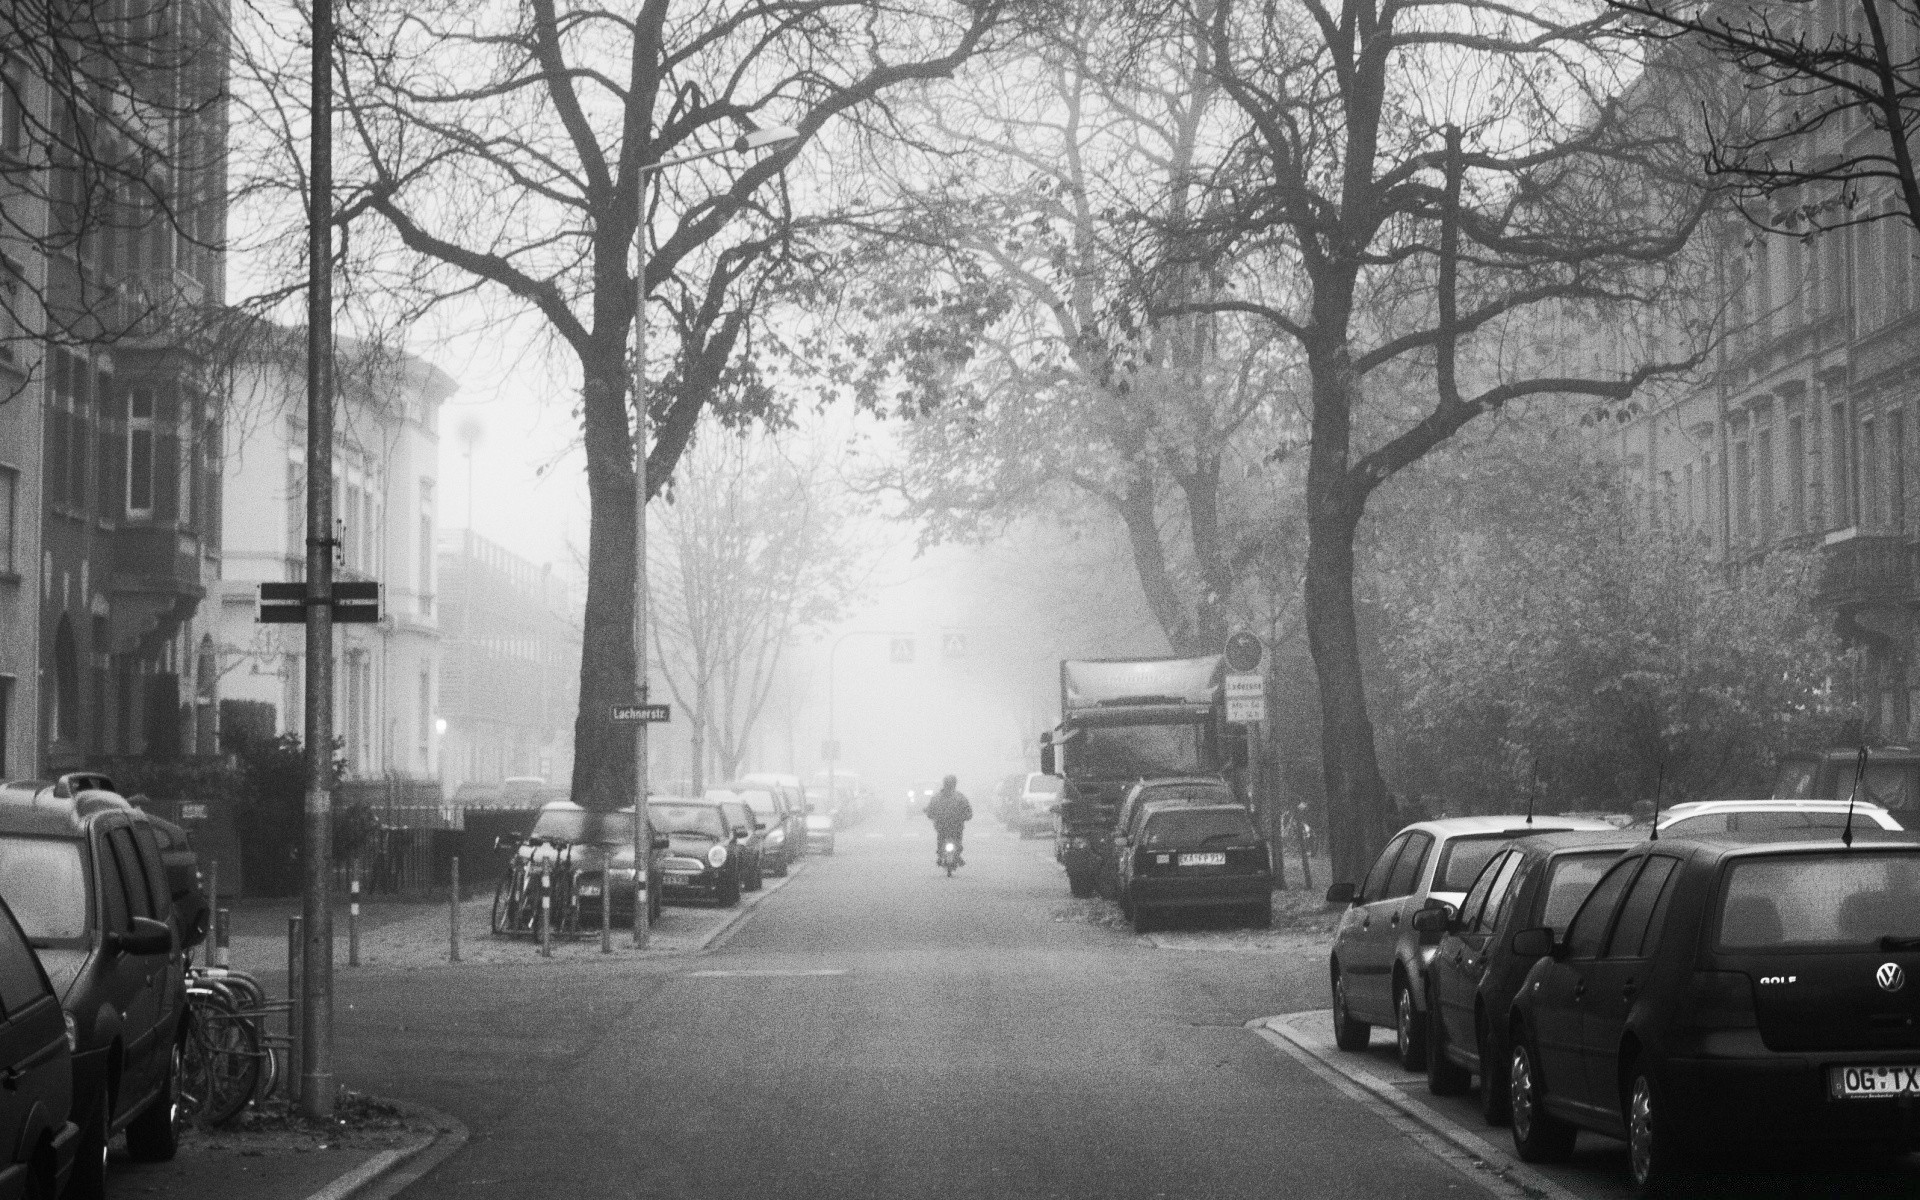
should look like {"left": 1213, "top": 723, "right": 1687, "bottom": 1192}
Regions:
{"left": 1297, "top": 822, "right": 1314, "bottom": 892}
{"left": 600, "top": 851, "right": 612, "bottom": 954}
{"left": 538, "top": 866, "right": 552, "bottom": 958}
{"left": 449, "top": 857, "right": 461, "bottom": 963}
{"left": 286, "top": 916, "right": 303, "bottom": 1097}
{"left": 348, "top": 869, "right": 360, "bottom": 968}
{"left": 206, "top": 860, "right": 219, "bottom": 960}
{"left": 214, "top": 908, "right": 231, "bottom": 970}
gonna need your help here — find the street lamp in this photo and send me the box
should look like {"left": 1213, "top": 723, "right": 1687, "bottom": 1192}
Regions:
{"left": 823, "top": 629, "right": 914, "bottom": 821}
{"left": 629, "top": 123, "right": 800, "bottom": 949}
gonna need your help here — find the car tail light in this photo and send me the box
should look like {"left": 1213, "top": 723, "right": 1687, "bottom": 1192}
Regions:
{"left": 64, "top": 1010, "right": 77, "bottom": 1053}
{"left": 1683, "top": 971, "right": 1758, "bottom": 1030}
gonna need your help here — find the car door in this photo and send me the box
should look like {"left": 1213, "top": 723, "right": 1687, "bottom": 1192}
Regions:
{"left": 1336, "top": 833, "right": 1406, "bottom": 1023}
{"left": 1356, "top": 832, "right": 1432, "bottom": 1021}
{"left": 1431, "top": 849, "right": 1507, "bottom": 1049}
{"left": 1579, "top": 855, "right": 1679, "bottom": 1117}
{"left": 104, "top": 825, "right": 169, "bottom": 1097}
{"left": 0, "top": 898, "right": 66, "bottom": 1193}
{"left": 1531, "top": 856, "right": 1638, "bottom": 1119}
{"left": 1446, "top": 850, "right": 1525, "bottom": 1055}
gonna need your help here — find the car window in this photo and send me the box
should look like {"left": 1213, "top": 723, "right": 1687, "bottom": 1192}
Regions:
{"left": 1732, "top": 810, "right": 1852, "bottom": 833}
{"left": 1538, "top": 852, "right": 1622, "bottom": 936}
{"left": 1025, "top": 775, "right": 1063, "bottom": 796}
{"left": 1455, "top": 851, "right": 1508, "bottom": 932}
{"left": 95, "top": 834, "right": 133, "bottom": 935}
{"left": 1564, "top": 857, "right": 1639, "bottom": 959}
{"left": 1475, "top": 852, "right": 1528, "bottom": 935}
{"left": 1362, "top": 835, "right": 1408, "bottom": 903}
{"left": 1140, "top": 809, "right": 1255, "bottom": 849}
{"left": 1720, "top": 851, "right": 1920, "bottom": 949}
{"left": 108, "top": 828, "right": 156, "bottom": 921}
{"left": 0, "top": 837, "right": 90, "bottom": 941}
{"left": 1384, "top": 832, "right": 1433, "bottom": 900}
{"left": 648, "top": 805, "right": 728, "bottom": 839}
{"left": 1604, "top": 857, "right": 1679, "bottom": 959}
{"left": 130, "top": 826, "right": 173, "bottom": 919}
{"left": 1662, "top": 813, "right": 1730, "bottom": 835}
{"left": 0, "top": 901, "right": 51, "bottom": 1018}
{"left": 1434, "top": 835, "right": 1509, "bottom": 893}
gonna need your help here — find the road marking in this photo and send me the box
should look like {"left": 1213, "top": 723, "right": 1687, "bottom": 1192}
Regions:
{"left": 1249, "top": 1014, "right": 1584, "bottom": 1200}
{"left": 683, "top": 968, "right": 849, "bottom": 978}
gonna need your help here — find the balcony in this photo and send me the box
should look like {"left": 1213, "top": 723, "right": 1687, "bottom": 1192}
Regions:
{"left": 1814, "top": 532, "right": 1918, "bottom": 610}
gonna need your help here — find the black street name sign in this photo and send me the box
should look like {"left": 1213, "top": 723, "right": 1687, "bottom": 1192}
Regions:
{"left": 258, "top": 580, "right": 382, "bottom": 624}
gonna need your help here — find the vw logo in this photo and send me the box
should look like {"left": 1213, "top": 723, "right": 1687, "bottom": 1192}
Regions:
{"left": 1877, "top": 962, "right": 1907, "bottom": 993}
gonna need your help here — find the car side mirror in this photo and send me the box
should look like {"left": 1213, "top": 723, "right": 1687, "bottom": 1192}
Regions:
{"left": 650, "top": 833, "right": 671, "bottom": 852}
{"left": 1039, "top": 741, "right": 1056, "bottom": 776}
{"left": 753, "top": 821, "right": 766, "bottom": 830}
{"left": 733, "top": 827, "right": 750, "bottom": 840}
{"left": 109, "top": 916, "right": 173, "bottom": 957}
{"left": 1510, "top": 926, "right": 1559, "bottom": 959}
{"left": 1411, "top": 902, "right": 1454, "bottom": 935}
{"left": 1325, "top": 882, "right": 1358, "bottom": 906}
{"left": 494, "top": 833, "right": 524, "bottom": 851}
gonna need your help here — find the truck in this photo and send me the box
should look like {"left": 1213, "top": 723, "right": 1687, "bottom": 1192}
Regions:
{"left": 1772, "top": 745, "right": 1920, "bottom": 821}
{"left": 1038, "top": 655, "right": 1246, "bottom": 898}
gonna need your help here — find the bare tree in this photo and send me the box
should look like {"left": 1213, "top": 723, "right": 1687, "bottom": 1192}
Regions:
{"left": 230, "top": 0, "right": 1005, "bottom": 813}
{"left": 649, "top": 422, "right": 863, "bottom": 787}
{"left": 1193, "top": 0, "right": 1710, "bottom": 881}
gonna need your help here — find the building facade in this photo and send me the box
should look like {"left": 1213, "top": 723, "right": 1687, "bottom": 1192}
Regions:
{"left": 437, "top": 530, "right": 578, "bottom": 792}
{"left": 214, "top": 337, "right": 452, "bottom": 783}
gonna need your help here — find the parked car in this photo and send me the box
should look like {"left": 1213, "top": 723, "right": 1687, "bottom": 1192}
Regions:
{"left": 804, "top": 811, "right": 836, "bottom": 856}
{"left": 0, "top": 775, "right": 189, "bottom": 1199}
{"left": 1099, "top": 777, "right": 1238, "bottom": 898}
{"left": 1506, "top": 830, "right": 1920, "bottom": 1193}
{"left": 713, "top": 783, "right": 798, "bottom": 876}
{"left": 1416, "top": 830, "right": 1643, "bottom": 1121}
{"left": 995, "top": 773, "right": 1025, "bottom": 828}
{"left": 649, "top": 799, "right": 753, "bottom": 906}
{"left": 710, "top": 796, "right": 767, "bottom": 890}
{"left": 739, "top": 773, "right": 809, "bottom": 856}
{"left": 0, "top": 889, "right": 78, "bottom": 1199}
{"left": 1325, "top": 814, "right": 1618, "bottom": 1070}
{"left": 1013, "top": 772, "right": 1064, "bottom": 839}
{"left": 141, "top": 815, "right": 209, "bottom": 953}
{"left": 529, "top": 803, "right": 667, "bottom": 929}
{"left": 1773, "top": 745, "right": 1920, "bottom": 821}
{"left": 1117, "top": 801, "right": 1273, "bottom": 932}
{"left": 1649, "top": 797, "right": 1902, "bottom": 836}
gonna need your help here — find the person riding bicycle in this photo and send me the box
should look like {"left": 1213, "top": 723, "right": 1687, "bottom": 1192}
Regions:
{"left": 924, "top": 775, "right": 973, "bottom": 866}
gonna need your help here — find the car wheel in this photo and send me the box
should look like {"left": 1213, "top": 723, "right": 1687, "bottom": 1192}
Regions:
{"left": 68, "top": 1086, "right": 109, "bottom": 1200}
{"left": 1627, "top": 1063, "right": 1690, "bottom": 1195}
{"left": 1509, "top": 1038, "right": 1576, "bottom": 1163}
{"left": 770, "top": 855, "right": 789, "bottom": 877}
{"left": 1477, "top": 1011, "right": 1510, "bottom": 1126}
{"left": 491, "top": 876, "right": 510, "bottom": 934}
{"left": 1331, "top": 967, "right": 1371, "bottom": 1051}
{"left": 1067, "top": 869, "right": 1096, "bottom": 899}
{"left": 1425, "top": 985, "right": 1471, "bottom": 1096}
{"left": 745, "top": 858, "right": 763, "bottom": 892}
{"left": 127, "top": 1035, "right": 184, "bottom": 1161}
{"left": 1394, "top": 977, "right": 1429, "bottom": 1071}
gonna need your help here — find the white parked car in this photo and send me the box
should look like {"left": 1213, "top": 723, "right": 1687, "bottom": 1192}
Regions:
{"left": 1652, "top": 797, "right": 1903, "bottom": 836}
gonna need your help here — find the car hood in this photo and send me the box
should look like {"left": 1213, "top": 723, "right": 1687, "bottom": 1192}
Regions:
{"left": 35, "top": 944, "right": 93, "bottom": 1004}
{"left": 665, "top": 832, "right": 721, "bottom": 856}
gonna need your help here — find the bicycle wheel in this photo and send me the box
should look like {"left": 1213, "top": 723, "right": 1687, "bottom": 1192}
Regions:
{"left": 491, "top": 876, "right": 510, "bottom": 935}
{"left": 180, "top": 992, "right": 260, "bottom": 1127}
{"left": 197, "top": 969, "right": 267, "bottom": 1010}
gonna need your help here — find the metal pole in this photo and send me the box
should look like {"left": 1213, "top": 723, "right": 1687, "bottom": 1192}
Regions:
{"left": 286, "top": 916, "right": 303, "bottom": 1098}
{"left": 347, "top": 869, "right": 359, "bottom": 967}
{"left": 206, "top": 859, "right": 218, "bottom": 959}
{"left": 214, "top": 908, "right": 230, "bottom": 970}
{"left": 300, "top": 0, "right": 338, "bottom": 1122}
{"left": 539, "top": 864, "right": 552, "bottom": 958}
{"left": 600, "top": 845, "right": 612, "bottom": 953}
{"left": 631, "top": 168, "right": 652, "bottom": 950}
{"left": 449, "top": 857, "right": 461, "bottom": 962}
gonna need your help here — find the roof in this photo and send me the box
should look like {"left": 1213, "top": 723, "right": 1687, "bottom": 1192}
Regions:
{"left": 1647, "top": 829, "right": 1920, "bottom": 858}
{"left": 1779, "top": 746, "right": 1920, "bottom": 764}
{"left": 1501, "top": 829, "right": 1649, "bottom": 858}
{"left": 1128, "top": 776, "right": 1231, "bottom": 790}
{"left": 1397, "top": 814, "right": 1619, "bottom": 841}
{"left": 1140, "top": 800, "right": 1248, "bottom": 818}
{"left": 0, "top": 778, "right": 136, "bottom": 837}
{"left": 1663, "top": 798, "right": 1890, "bottom": 815}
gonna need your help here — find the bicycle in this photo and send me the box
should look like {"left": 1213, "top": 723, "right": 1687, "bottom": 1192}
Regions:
{"left": 180, "top": 982, "right": 262, "bottom": 1126}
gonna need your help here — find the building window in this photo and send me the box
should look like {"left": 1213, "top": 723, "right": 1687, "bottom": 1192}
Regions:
{"left": 0, "top": 466, "right": 14, "bottom": 574}
{"left": 0, "top": 675, "right": 10, "bottom": 777}
{"left": 1787, "top": 415, "right": 1806, "bottom": 535}
{"left": 1833, "top": 401, "right": 1853, "bottom": 527}
{"left": 1894, "top": 410, "right": 1908, "bottom": 532}
{"left": 1734, "top": 439, "right": 1753, "bottom": 546}
{"left": 418, "top": 670, "right": 431, "bottom": 765}
{"left": 127, "top": 386, "right": 154, "bottom": 516}
{"left": 285, "top": 460, "right": 302, "bottom": 562}
{"left": 1864, "top": 417, "right": 1881, "bottom": 528}
{"left": 0, "top": 255, "right": 22, "bottom": 366}
{"left": 1756, "top": 426, "right": 1774, "bottom": 545}
{"left": 53, "top": 616, "right": 78, "bottom": 744}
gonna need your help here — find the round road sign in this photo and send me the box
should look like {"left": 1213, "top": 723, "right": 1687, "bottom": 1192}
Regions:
{"left": 1224, "top": 630, "right": 1264, "bottom": 673}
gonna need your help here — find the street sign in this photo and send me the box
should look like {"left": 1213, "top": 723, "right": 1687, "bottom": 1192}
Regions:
{"left": 1225, "top": 673, "right": 1264, "bottom": 698}
{"left": 1224, "top": 630, "right": 1264, "bottom": 673}
{"left": 257, "top": 580, "right": 382, "bottom": 623}
{"left": 1227, "top": 695, "right": 1267, "bottom": 724}
{"left": 890, "top": 637, "right": 916, "bottom": 663}
{"left": 610, "top": 703, "right": 672, "bottom": 723}
{"left": 942, "top": 633, "right": 967, "bottom": 659}
{"left": 821, "top": 739, "right": 841, "bottom": 761}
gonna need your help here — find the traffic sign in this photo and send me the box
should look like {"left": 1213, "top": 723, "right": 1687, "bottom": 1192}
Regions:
{"left": 1224, "top": 630, "right": 1264, "bottom": 673}
{"left": 1225, "top": 673, "right": 1264, "bottom": 699}
{"left": 257, "top": 580, "right": 382, "bottom": 623}
{"left": 941, "top": 633, "right": 966, "bottom": 659}
{"left": 890, "top": 637, "right": 916, "bottom": 663}
{"left": 1227, "top": 695, "right": 1267, "bottom": 724}
{"left": 610, "top": 703, "right": 672, "bottom": 723}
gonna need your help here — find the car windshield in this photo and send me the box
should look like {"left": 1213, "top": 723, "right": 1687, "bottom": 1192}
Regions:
{"left": 1140, "top": 809, "right": 1254, "bottom": 849}
{"left": 1139, "top": 783, "right": 1230, "bottom": 805}
{"left": 1025, "top": 775, "right": 1063, "bottom": 796}
{"left": 649, "top": 805, "right": 727, "bottom": 839}
{"left": 737, "top": 791, "right": 777, "bottom": 816}
{"left": 1434, "top": 835, "right": 1510, "bottom": 893}
{"left": 0, "top": 837, "right": 89, "bottom": 940}
{"left": 530, "top": 808, "right": 633, "bottom": 843}
{"left": 1539, "top": 852, "right": 1623, "bottom": 935}
{"left": 1719, "top": 852, "right": 1920, "bottom": 949}
{"left": 1077, "top": 724, "right": 1204, "bottom": 778}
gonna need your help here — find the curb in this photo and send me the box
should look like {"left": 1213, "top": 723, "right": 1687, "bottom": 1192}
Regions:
{"left": 698, "top": 859, "right": 802, "bottom": 954}
{"left": 1250, "top": 1012, "right": 1586, "bottom": 1200}
{"left": 303, "top": 1098, "right": 469, "bottom": 1200}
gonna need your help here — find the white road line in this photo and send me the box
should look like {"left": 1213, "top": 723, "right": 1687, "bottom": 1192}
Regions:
{"left": 683, "top": 968, "right": 849, "bottom": 978}
{"left": 1250, "top": 1015, "right": 1586, "bottom": 1200}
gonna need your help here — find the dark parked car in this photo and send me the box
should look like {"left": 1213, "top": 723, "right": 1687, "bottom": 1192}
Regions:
{"left": 717, "top": 783, "right": 799, "bottom": 876}
{"left": 739, "top": 773, "right": 810, "bottom": 858}
{"left": 1415, "top": 830, "right": 1640, "bottom": 1121}
{"left": 0, "top": 890, "right": 78, "bottom": 1199}
{"left": 141, "top": 816, "right": 209, "bottom": 953}
{"left": 711, "top": 797, "right": 767, "bottom": 891}
{"left": 1099, "top": 777, "right": 1238, "bottom": 899}
{"left": 649, "top": 800, "right": 752, "bottom": 907}
{"left": 1327, "top": 815, "right": 1618, "bottom": 1070}
{"left": 0, "top": 775, "right": 188, "bottom": 1199}
{"left": 1506, "top": 831, "right": 1920, "bottom": 1193}
{"left": 1116, "top": 801, "right": 1272, "bottom": 932}
{"left": 555, "top": 805, "right": 668, "bottom": 928}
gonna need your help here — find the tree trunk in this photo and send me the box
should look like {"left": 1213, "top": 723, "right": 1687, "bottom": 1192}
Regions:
{"left": 565, "top": 362, "right": 639, "bottom": 814}
{"left": 1114, "top": 477, "right": 1200, "bottom": 654}
{"left": 692, "top": 676, "right": 709, "bottom": 792}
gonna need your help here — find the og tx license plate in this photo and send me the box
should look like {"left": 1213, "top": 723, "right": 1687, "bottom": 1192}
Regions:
{"left": 1178, "top": 852, "right": 1227, "bottom": 867}
{"left": 1831, "top": 1065, "right": 1920, "bottom": 1099}
{"left": 664, "top": 873, "right": 695, "bottom": 887}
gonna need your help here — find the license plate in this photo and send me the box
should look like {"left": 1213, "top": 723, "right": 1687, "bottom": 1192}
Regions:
{"left": 1831, "top": 1064, "right": 1920, "bottom": 1098}
{"left": 1178, "top": 852, "right": 1226, "bottom": 867}
{"left": 664, "top": 873, "right": 694, "bottom": 887}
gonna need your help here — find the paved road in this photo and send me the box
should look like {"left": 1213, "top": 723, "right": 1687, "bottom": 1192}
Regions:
{"left": 333, "top": 818, "right": 1487, "bottom": 1199}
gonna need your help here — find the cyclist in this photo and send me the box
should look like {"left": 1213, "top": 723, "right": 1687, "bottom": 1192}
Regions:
{"left": 924, "top": 775, "right": 973, "bottom": 867}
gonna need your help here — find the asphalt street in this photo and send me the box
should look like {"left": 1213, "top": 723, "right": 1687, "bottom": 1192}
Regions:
{"left": 327, "top": 816, "right": 1489, "bottom": 1199}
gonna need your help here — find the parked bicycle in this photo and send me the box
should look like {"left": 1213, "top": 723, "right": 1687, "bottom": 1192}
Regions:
{"left": 179, "top": 966, "right": 286, "bottom": 1127}
{"left": 491, "top": 835, "right": 583, "bottom": 937}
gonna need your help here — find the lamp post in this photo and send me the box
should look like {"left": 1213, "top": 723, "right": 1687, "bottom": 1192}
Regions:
{"left": 823, "top": 629, "right": 914, "bottom": 820}
{"left": 631, "top": 124, "right": 798, "bottom": 947}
